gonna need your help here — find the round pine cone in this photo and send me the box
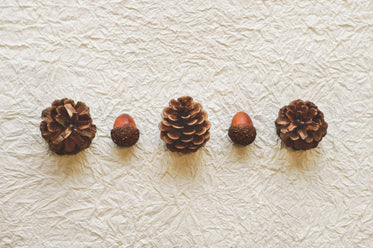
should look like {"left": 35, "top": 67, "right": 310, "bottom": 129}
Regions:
{"left": 275, "top": 99, "right": 328, "bottom": 150}
{"left": 40, "top": 98, "right": 97, "bottom": 155}
{"left": 159, "top": 96, "right": 211, "bottom": 153}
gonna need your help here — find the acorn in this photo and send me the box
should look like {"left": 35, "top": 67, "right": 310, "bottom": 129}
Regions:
{"left": 111, "top": 114, "right": 140, "bottom": 147}
{"left": 228, "top": 112, "right": 256, "bottom": 145}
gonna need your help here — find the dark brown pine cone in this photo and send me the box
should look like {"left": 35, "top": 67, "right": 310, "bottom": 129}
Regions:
{"left": 275, "top": 99, "right": 328, "bottom": 150}
{"left": 159, "top": 96, "right": 211, "bottom": 153}
{"left": 40, "top": 98, "right": 97, "bottom": 155}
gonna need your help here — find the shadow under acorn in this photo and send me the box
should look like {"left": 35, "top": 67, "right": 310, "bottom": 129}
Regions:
{"left": 112, "top": 145, "right": 137, "bottom": 165}
{"left": 224, "top": 132, "right": 257, "bottom": 166}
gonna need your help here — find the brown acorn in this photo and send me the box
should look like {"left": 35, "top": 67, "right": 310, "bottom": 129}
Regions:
{"left": 111, "top": 114, "right": 139, "bottom": 147}
{"left": 228, "top": 112, "right": 256, "bottom": 145}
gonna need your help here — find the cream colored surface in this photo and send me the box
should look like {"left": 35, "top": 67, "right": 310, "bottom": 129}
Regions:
{"left": 1, "top": 1, "right": 372, "bottom": 247}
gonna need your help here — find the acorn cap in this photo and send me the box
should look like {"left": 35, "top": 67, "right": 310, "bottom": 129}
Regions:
{"left": 228, "top": 125, "right": 256, "bottom": 146}
{"left": 111, "top": 126, "right": 139, "bottom": 147}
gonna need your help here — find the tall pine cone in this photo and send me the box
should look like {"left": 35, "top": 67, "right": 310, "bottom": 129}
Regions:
{"left": 159, "top": 96, "right": 211, "bottom": 153}
{"left": 275, "top": 99, "right": 328, "bottom": 150}
{"left": 40, "top": 98, "right": 97, "bottom": 155}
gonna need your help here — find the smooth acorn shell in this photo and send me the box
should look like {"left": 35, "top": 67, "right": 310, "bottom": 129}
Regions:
{"left": 114, "top": 114, "right": 136, "bottom": 128}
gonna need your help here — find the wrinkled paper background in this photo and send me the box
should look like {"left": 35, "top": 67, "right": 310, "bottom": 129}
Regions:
{"left": 0, "top": 1, "right": 372, "bottom": 247}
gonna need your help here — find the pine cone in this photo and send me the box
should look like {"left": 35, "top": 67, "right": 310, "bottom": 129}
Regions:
{"left": 40, "top": 98, "right": 97, "bottom": 155}
{"left": 275, "top": 99, "right": 328, "bottom": 150}
{"left": 159, "top": 96, "right": 211, "bottom": 153}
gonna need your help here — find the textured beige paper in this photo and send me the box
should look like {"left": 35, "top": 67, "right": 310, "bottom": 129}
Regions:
{"left": 0, "top": 1, "right": 372, "bottom": 247}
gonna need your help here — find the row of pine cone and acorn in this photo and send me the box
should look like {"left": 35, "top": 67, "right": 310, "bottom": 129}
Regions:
{"left": 40, "top": 96, "right": 328, "bottom": 155}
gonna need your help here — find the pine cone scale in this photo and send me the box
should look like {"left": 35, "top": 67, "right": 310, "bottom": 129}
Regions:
{"left": 77, "top": 116, "right": 92, "bottom": 124}
{"left": 196, "top": 112, "right": 206, "bottom": 124}
{"left": 276, "top": 119, "right": 290, "bottom": 125}
{"left": 55, "top": 114, "right": 68, "bottom": 127}
{"left": 305, "top": 136, "right": 313, "bottom": 143}
{"left": 56, "top": 105, "right": 67, "bottom": 117}
{"left": 285, "top": 110, "right": 294, "bottom": 122}
{"left": 169, "top": 99, "right": 179, "bottom": 110}
{"left": 306, "top": 123, "right": 319, "bottom": 131}
{"left": 158, "top": 122, "right": 169, "bottom": 132}
{"left": 61, "top": 127, "right": 73, "bottom": 139}
{"left": 172, "top": 123, "right": 184, "bottom": 129}
{"left": 174, "top": 141, "right": 187, "bottom": 149}
{"left": 78, "top": 127, "right": 97, "bottom": 139}
{"left": 313, "top": 129, "right": 324, "bottom": 142}
{"left": 42, "top": 108, "right": 53, "bottom": 122}
{"left": 70, "top": 133, "right": 85, "bottom": 147}
{"left": 189, "top": 103, "right": 201, "bottom": 117}
{"left": 192, "top": 135, "right": 204, "bottom": 145}
{"left": 51, "top": 134, "right": 64, "bottom": 145}
{"left": 77, "top": 123, "right": 91, "bottom": 130}
{"left": 289, "top": 132, "right": 299, "bottom": 141}
{"left": 64, "top": 103, "right": 77, "bottom": 118}
{"left": 167, "top": 129, "right": 181, "bottom": 140}
{"left": 297, "top": 128, "right": 307, "bottom": 140}
{"left": 47, "top": 122, "right": 62, "bottom": 133}
{"left": 181, "top": 136, "right": 193, "bottom": 143}
{"left": 195, "top": 126, "right": 206, "bottom": 136}
{"left": 186, "top": 118, "right": 198, "bottom": 126}
{"left": 75, "top": 102, "right": 89, "bottom": 115}
{"left": 64, "top": 137, "right": 76, "bottom": 153}
{"left": 183, "top": 126, "right": 195, "bottom": 135}
{"left": 161, "top": 132, "right": 174, "bottom": 144}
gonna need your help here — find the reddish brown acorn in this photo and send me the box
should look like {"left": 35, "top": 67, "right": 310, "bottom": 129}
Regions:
{"left": 111, "top": 114, "right": 139, "bottom": 147}
{"left": 228, "top": 112, "right": 256, "bottom": 145}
